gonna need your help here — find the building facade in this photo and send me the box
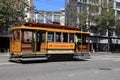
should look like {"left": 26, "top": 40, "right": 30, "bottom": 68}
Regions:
{"left": 65, "top": 0, "right": 120, "bottom": 52}
{"left": 25, "top": 0, "right": 34, "bottom": 22}
{"left": 34, "top": 9, "right": 65, "bottom": 25}
{"left": 66, "top": 0, "right": 120, "bottom": 29}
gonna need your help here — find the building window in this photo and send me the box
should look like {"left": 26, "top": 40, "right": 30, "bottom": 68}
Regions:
{"left": 46, "top": 13, "right": 52, "bottom": 23}
{"left": 54, "top": 15, "right": 60, "bottom": 23}
{"left": 38, "top": 14, "right": 44, "bottom": 22}
{"left": 34, "top": 14, "right": 36, "bottom": 22}
{"left": 117, "top": 11, "right": 120, "bottom": 16}
{"left": 83, "top": 0, "right": 87, "bottom": 3}
{"left": 116, "top": 2, "right": 120, "bottom": 9}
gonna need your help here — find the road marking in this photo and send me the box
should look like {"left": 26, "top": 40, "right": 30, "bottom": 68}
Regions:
{"left": 0, "top": 63, "right": 16, "bottom": 65}
{"left": 94, "top": 71, "right": 100, "bottom": 73}
{"left": 67, "top": 74, "right": 75, "bottom": 77}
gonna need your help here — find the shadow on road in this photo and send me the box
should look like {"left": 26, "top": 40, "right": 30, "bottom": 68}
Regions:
{"left": 16, "top": 58, "right": 89, "bottom": 64}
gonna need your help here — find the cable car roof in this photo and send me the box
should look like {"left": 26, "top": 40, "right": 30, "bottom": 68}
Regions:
{"left": 11, "top": 22, "right": 90, "bottom": 34}
{"left": 24, "top": 22, "right": 79, "bottom": 30}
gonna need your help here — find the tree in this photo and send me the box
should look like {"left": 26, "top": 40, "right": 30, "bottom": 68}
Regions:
{"left": 78, "top": 0, "right": 116, "bottom": 51}
{"left": 93, "top": 0, "right": 115, "bottom": 51}
{"left": 0, "top": 0, "right": 30, "bottom": 35}
{"left": 65, "top": 1, "right": 78, "bottom": 26}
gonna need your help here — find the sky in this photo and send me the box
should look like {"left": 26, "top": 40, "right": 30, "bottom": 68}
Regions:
{"left": 34, "top": 0, "right": 65, "bottom": 11}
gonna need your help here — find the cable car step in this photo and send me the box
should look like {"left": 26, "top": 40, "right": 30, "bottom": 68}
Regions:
{"left": 21, "top": 57, "right": 48, "bottom": 61}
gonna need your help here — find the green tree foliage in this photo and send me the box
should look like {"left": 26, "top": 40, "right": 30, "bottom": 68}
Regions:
{"left": 90, "top": 0, "right": 115, "bottom": 36}
{"left": 80, "top": 4, "right": 101, "bottom": 32}
{"left": 78, "top": 10, "right": 87, "bottom": 30}
{"left": 93, "top": 1, "right": 115, "bottom": 51}
{"left": 0, "top": 0, "right": 30, "bottom": 34}
{"left": 115, "top": 19, "right": 120, "bottom": 37}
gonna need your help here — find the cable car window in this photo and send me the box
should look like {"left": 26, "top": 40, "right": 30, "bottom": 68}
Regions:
{"left": 13, "top": 30, "right": 20, "bottom": 40}
{"left": 55, "top": 32, "right": 61, "bottom": 42}
{"left": 22, "top": 31, "right": 33, "bottom": 43}
{"left": 48, "top": 32, "right": 54, "bottom": 42}
{"left": 41, "top": 32, "right": 46, "bottom": 42}
{"left": 63, "top": 33, "right": 68, "bottom": 42}
{"left": 69, "top": 33, "right": 74, "bottom": 43}
{"left": 82, "top": 34, "right": 87, "bottom": 45}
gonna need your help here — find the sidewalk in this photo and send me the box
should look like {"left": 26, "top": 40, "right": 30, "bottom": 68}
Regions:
{"left": 90, "top": 52, "right": 120, "bottom": 60}
{"left": 0, "top": 53, "right": 9, "bottom": 56}
{"left": 91, "top": 51, "right": 120, "bottom": 55}
{"left": 90, "top": 53, "right": 120, "bottom": 61}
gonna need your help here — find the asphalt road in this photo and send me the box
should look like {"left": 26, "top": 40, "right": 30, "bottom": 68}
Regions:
{"left": 0, "top": 53, "right": 120, "bottom": 80}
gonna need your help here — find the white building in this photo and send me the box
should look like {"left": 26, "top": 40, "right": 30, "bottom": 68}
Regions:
{"left": 114, "top": 0, "right": 120, "bottom": 17}
{"left": 34, "top": 9, "right": 65, "bottom": 25}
